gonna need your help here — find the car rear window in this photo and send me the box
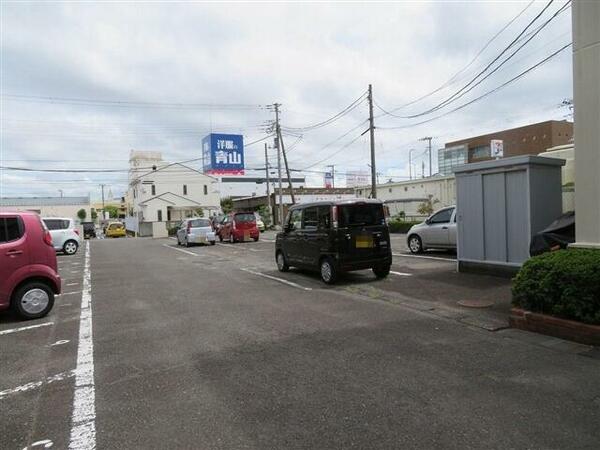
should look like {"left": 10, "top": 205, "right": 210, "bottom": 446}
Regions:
{"left": 190, "top": 219, "right": 211, "bottom": 227}
{"left": 0, "top": 217, "right": 24, "bottom": 243}
{"left": 338, "top": 204, "right": 385, "bottom": 227}
{"left": 109, "top": 223, "right": 123, "bottom": 229}
{"left": 234, "top": 213, "right": 255, "bottom": 223}
{"left": 44, "top": 219, "right": 70, "bottom": 230}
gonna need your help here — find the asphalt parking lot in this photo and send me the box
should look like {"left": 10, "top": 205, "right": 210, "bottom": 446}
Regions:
{"left": 2, "top": 233, "right": 599, "bottom": 449}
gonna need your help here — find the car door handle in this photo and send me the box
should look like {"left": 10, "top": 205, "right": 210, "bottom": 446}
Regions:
{"left": 442, "top": 226, "right": 448, "bottom": 230}
{"left": 6, "top": 249, "right": 23, "bottom": 256}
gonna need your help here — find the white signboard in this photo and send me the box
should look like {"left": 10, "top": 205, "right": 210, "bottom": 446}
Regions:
{"left": 491, "top": 139, "right": 504, "bottom": 159}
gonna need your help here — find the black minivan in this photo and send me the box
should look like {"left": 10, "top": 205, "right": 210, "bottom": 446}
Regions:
{"left": 275, "top": 199, "right": 392, "bottom": 284}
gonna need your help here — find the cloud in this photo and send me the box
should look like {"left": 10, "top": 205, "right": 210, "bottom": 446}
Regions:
{"left": 1, "top": 1, "right": 573, "bottom": 197}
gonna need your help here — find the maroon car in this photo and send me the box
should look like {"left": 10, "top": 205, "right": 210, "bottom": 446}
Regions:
{"left": 0, "top": 212, "right": 61, "bottom": 319}
{"left": 217, "top": 212, "right": 260, "bottom": 243}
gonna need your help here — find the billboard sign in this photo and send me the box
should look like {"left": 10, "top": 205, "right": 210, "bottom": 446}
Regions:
{"left": 491, "top": 139, "right": 504, "bottom": 159}
{"left": 324, "top": 171, "right": 333, "bottom": 188}
{"left": 202, "top": 133, "right": 245, "bottom": 175}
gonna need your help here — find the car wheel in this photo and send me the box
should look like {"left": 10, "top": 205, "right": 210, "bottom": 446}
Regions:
{"left": 276, "top": 251, "right": 289, "bottom": 272}
{"left": 63, "top": 240, "right": 78, "bottom": 255}
{"left": 373, "top": 264, "right": 391, "bottom": 279}
{"left": 320, "top": 257, "right": 338, "bottom": 284}
{"left": 185, "top": 238, "right": 191, "bottom": 248}
{"left": 408, "top": 235, "right": 423, "bottom": 254}
{"left": 253, "top": 236, "right": 259, "bottom": 242}
{"left": 218, "top": 233, "right": 223, "bottom": 242}
{"left": 210, "top": 241, "right": 216, "bottom": 246}
{"left": 11, "top": 281, "right": 54, "bottom": 320}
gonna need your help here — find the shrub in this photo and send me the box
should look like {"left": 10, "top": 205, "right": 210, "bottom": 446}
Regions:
{"left": 388, "top": 220, "right": 421, "bottom": 234}
{"left": 512, "top": 249, "right": 600, "bottom": 325}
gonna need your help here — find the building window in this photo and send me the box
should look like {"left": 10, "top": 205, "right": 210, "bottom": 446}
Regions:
{"left": 471, "top": 145, "right": 491, "bottom": 159}
{"left": 203, "top": 185, "right": 208, "bottom": 195}
{"left": 183, "top": 185, "right": 187, "bottom": 195}
{"left": 157, "top": 210, "right": 162, "bottom": 222}
{"left": 388, "top": 188, "right": 392, "bottom": 193}
{"left": 404, "top": 187, "right": 408, "bottom": 192}
{"left": 151, "top": 185, "right": 156, "bottom": 195}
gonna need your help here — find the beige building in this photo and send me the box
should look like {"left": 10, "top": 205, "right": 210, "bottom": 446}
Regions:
{"left": 0, "top": 196, "right": 92, "bottom": 221}
{"left": 538, "top": 143, "right": 575, "bottom": 212}
{"left": 355, "top": 175, "right": 456, "bottom": 219}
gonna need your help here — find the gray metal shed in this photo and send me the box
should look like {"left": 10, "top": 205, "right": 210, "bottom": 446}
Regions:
{"left": 454, "top": 155, "right": 565, "bottom": 275}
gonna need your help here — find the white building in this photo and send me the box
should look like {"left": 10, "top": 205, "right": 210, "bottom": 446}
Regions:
{"left": 355, "top": 175, "right": 456, "bottom": 219}
{"left": 0, "top": 196, "right": 92, "bottom": 221}
{"left": 125, "top": 151, "right": 220, "bottom": 237}
{"left": 539, "top": 143, "right": 575, "bottom": 212}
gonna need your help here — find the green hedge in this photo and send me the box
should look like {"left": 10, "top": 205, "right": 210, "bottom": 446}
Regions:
{"left": 512, "top": 249, "right": 600, "bottom": 325}
{"left": 388, "top": 220, "right": 421, "bottom": 234}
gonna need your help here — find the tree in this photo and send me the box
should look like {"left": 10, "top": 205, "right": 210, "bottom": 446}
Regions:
{"left": 91, "top": 208, "right": 98, "bottom": 220}
{"left": 77, "top": 208, "right": 87, "bottom": 221}
{"left": 220, "top": 197, "right": 233, "bottom": 214}
{"left": 104, "top": 205, "right": 119, "bottom": 218}
{"left": 194, "top": 208, "right": 204, "bottom": 217}
{"left": 417, "top": 196, "right": 440, "bottom": 216}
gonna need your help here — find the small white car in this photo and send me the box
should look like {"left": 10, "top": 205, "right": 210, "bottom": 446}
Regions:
{"left": 176, "top": 218, "right": 216, "bottom": 247}
{"left": 406, "top": 206, "right": 457, "bottom": 253}
{"left": 42, "top": 217, "right": 82, "bottom": 255}
{"left": 255, "top": 212, "right": 266, "bottom": 232}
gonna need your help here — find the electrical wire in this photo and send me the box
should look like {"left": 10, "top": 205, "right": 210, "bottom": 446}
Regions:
{"left": 379, "top": 42, "right": 572, "bottom": 130}
{"left": 280, "top": 91, "right": 368, "bottom": 132}
{"left": 377, "top": 0, "right": 567, "bottom": 119}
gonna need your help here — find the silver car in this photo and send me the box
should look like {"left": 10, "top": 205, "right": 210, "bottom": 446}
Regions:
{"left": 406, "top": 206, "right": 457, "bottom": 253}
{"left": 176, "top": 218, "right": 216, "bottom": 247}
{"left": 42, "top": 217, "right": 82, "bottom": 255}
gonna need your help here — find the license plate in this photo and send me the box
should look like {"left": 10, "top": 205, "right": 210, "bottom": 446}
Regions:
{"left": 355, "top": 236, "right": 373, "bottom": 248}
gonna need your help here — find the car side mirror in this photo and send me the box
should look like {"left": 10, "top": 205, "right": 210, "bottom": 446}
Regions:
{"left": 425, "top": 218, "right": 431, "bottom": 225}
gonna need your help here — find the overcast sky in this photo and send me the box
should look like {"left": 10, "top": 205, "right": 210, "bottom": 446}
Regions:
{"left": 1, "top": 0, "right": 573, "bottom": 199}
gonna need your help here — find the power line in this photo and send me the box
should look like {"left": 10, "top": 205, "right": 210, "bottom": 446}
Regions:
{"left": 2, "top": 93, "right": 265, "bottom": 110}
{"left": 379, "top": 42, "right": 572, "bottom": 131}
{"left": 377, "top": 0, "right": 567, "bottom": 119}
{"left": 280, "top": 91, "right": 368, "bottom": 132}
{"left": 375, "top": 0, "right": 536, "bottom": 115}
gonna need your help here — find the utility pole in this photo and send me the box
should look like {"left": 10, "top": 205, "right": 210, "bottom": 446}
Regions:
{"left": 420, "top": 136, "right": 433, "bottom": 177}
{"left": 409, "top": 149, "right": 415, "bottom": 180}
{"left": 274, "top": 103, "right": 296, "bottom": 205}
{"left": 275, "top": 134, "right": 283, "bottom": 226}
{"left": 100, "top": 184, "right": 106, "bottom": 214}
{"left": 58, "top": 189, "right": 63, "bottom": 198}
{"left": 367, "top": 84, "right": 377, "bottom": 199}
{"left": 264, "top": 143, "right": 272, "bottom": 222}
{"left": 421, "top": 161, "right": 425, "bottom": 178}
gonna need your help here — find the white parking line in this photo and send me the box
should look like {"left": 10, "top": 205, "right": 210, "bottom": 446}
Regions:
{"left": 393, "top": 253, "right": 456, "bottom": 262}
{"left": 0, "top": 370, "right": 75, "bottom": 400}
{"left": 240, "top": 268, "right": 313, "bottom": 291}
{"left": 58, "top": 291, "right": 83, "bottom": 296}
{"left": 162, "top": 244, "right": 197, "bottom": 256}
{"left": 69, "top": 241, "right": 96, "bottom": 450}
{"left": 390, "top": 271, "right": 413, "bottom": 276}
{"left": 0, "top": 322, "right": 54, "bottom": 336}
{"left": 66, "top": 282, "right": 79, "bottom": 286}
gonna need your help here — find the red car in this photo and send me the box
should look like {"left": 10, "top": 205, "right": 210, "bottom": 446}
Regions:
{"left": 0, "top": 212, "right": 61, "bottom": 319}
{"left": 217, "top": 212, "right": 260, "bottom": 243}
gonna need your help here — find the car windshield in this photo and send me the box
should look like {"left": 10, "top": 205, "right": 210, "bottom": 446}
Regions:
{"left": 234, "top": 213, "right": 255, "bottom": 223}
{"left": 338, "top": 204, "right": 385, "bottom": 227}
{"left": 190, "top": 219, "right": 211, "bottom": 227}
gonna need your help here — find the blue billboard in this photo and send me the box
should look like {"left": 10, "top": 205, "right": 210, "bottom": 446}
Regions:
{"left": 202, "top": 133, "right": 245, "bottom": 175}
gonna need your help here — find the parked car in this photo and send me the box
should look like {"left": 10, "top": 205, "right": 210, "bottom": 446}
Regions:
{"left": 217, "top": 212, "right": 260, "bottom": 243}
{"left": 275, "top": 200, "right": 392, "bottom": 284}
{"left": 1, "top": 212, "right": 61, "bottom": 319}
{"left": 105, "top": 222, "right": 126, "bottom": 238}
{"left": 406, "top": 206, "right": 457, "bottom": 254}
{"left": 177, "top": 218, "right": 216, "bottom": 246}
{"left": 82, "top": 222, "right": 96, "bottom": 239}
{"left": 42, "top": 217, "right": 81, "bottom": 255}
{"left": 210, "top": 214, "right": 225, "bottom": 232}
{"left": 255, "top": 212, "right": 266, "bottom": 232}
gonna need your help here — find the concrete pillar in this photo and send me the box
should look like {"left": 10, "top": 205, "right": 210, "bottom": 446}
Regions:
{"left": 572, "top": 0, "right": 600, "bottom": 248}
